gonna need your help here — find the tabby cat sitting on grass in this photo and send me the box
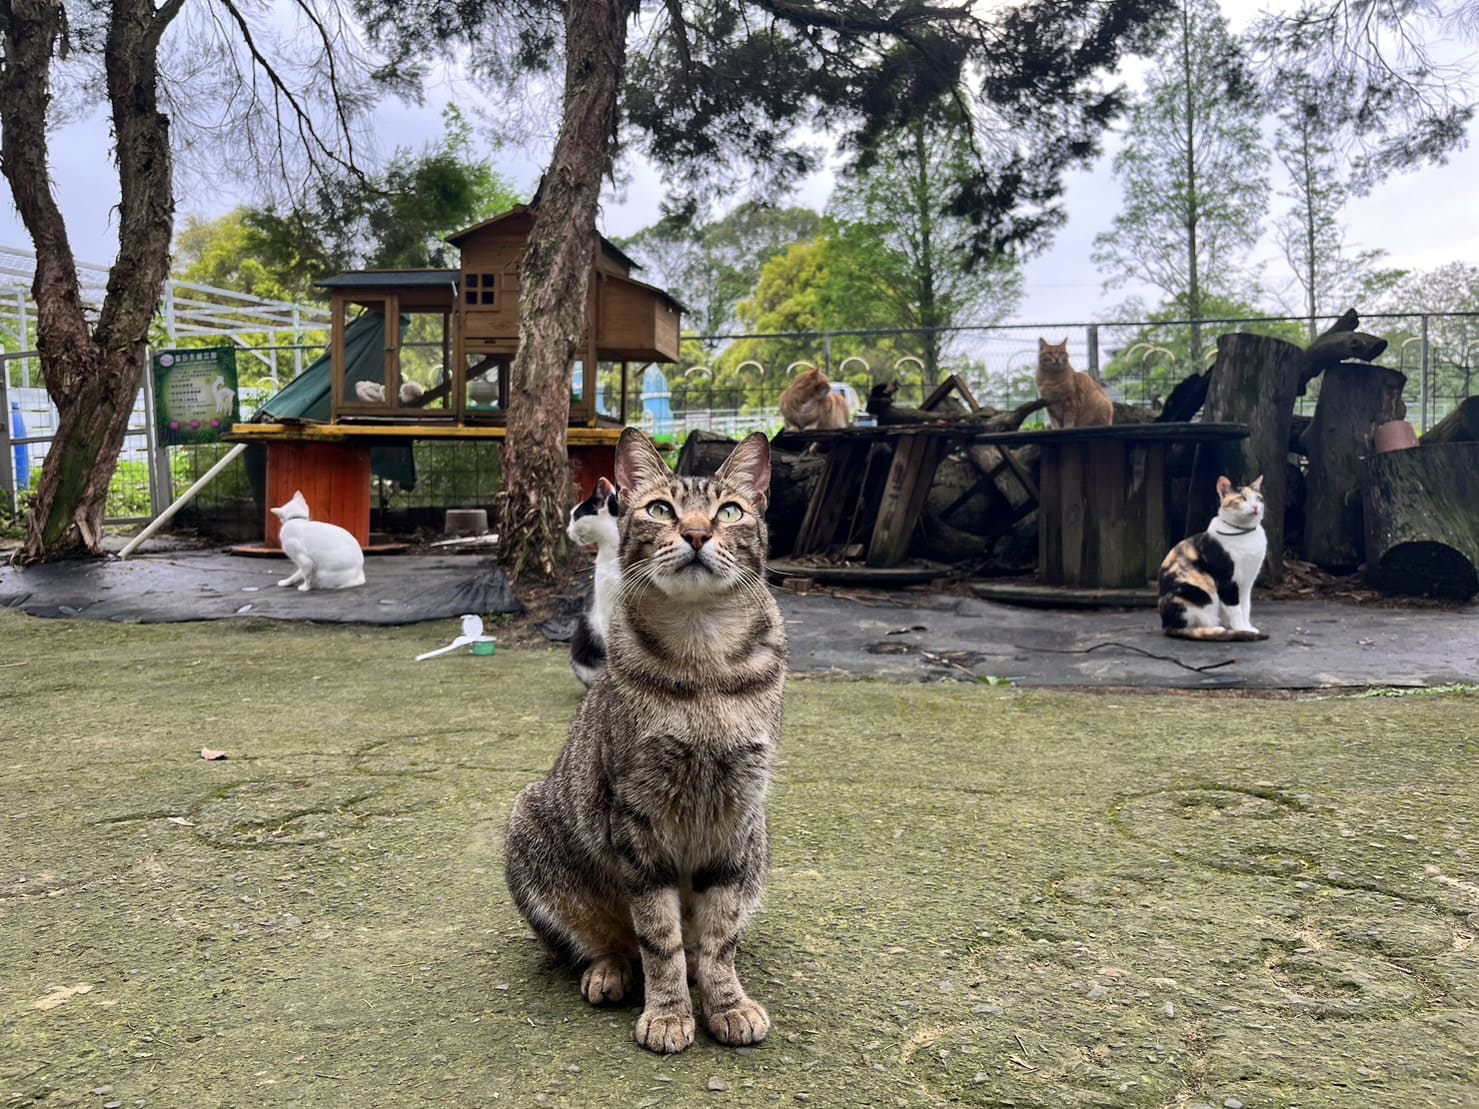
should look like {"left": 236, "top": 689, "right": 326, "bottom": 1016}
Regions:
{"left": 1035, "top": 338, "right": 1113, "bottom": 428}
{"left": 1159, "top": 475, "right": 1269, "bottom": 642}
{"left": 505, "top": 427, "right": 786, "bottom": 1055}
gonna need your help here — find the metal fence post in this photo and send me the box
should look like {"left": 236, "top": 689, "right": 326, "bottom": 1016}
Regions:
{"left": 142, "top": 346, "right": 171, "bottom": 518}
{"left": 1087, "top": 325, "right": 1100, "bottom": 379}
{"left": 1421, "top": 314, "right": 1431, "bottom": 432}
{"left": 0, "top": 354, "right": 14, "bottom": 515}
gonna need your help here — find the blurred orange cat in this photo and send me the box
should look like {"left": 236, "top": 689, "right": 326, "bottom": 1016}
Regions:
{"left": 779, "top": 367, "right": 850, "bottom": 431}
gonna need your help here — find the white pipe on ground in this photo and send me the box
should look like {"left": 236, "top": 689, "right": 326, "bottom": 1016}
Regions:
{"left": 117, "top": 442, "right": 249, "bottom": 560}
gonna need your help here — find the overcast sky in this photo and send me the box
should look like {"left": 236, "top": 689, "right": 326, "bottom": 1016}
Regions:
{"left": 3, "top": 0, "right": 1476, "bottom": 329}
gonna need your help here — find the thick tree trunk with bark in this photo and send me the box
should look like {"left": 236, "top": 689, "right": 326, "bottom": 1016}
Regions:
{"left": 1362, "top": 444, "right": 1479, "bottom": 599}
{"left": 499, "top": 0, "right": 634, "bottom": 583}
{"left": 1, "top": 0, "right": 182, "bottom": 564}
{"left": 1301, "top": 362, "right": 1407, "bottom": 572}
{"left": 1190, "top": 332, "right": 1308, "bottom": 584}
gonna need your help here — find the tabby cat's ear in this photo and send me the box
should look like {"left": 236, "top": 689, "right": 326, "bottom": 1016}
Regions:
{"left": 615, "top": 427, "right": 670, "bottom": 494}
{"left": 1039, "top": 337, "right": 1048, "bottom": 350}
{"left": 716, "top": 432, "right": 772, "bottom": 510}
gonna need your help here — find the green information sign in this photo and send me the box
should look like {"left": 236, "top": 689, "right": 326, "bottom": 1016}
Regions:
{"left": 152, "top": 347, "right": 240, "bottom": 445}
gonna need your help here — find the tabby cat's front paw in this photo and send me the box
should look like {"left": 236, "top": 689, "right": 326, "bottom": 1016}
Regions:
{"left": 707, "top": 998, "right": 770, "bottom": 1046}
{"left": 634, "top": 1008, "right": 695, "bottom": 1054}
{"left": 580, "top": 957, "right": 632, "bottom": 1005}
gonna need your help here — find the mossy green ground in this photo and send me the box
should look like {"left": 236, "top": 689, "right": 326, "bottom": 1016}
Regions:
{"left": 1, "top": 609, "right": 1475, "bottom": 1108}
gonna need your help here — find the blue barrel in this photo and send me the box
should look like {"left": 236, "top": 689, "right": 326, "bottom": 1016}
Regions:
{"left": 10, "top": 401, "right": 28, "bottom": 489}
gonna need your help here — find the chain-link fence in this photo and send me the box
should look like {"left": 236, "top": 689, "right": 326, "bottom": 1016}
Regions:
{"left": 3, "top": 312, "right": 1475, "bottom": 538}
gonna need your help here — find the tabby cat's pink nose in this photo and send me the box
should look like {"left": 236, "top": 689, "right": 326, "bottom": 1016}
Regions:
{"left": 683, "top": 528, "right": 711, "bottom": 550}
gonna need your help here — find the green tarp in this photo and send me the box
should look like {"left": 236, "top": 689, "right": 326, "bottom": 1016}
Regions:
{"left": 254, "top": 312, "right": 416, "bottom": 490}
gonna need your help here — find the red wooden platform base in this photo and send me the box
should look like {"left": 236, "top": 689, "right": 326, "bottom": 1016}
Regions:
{"left": 264, "top": 441, "right": 373, "bottom": 549}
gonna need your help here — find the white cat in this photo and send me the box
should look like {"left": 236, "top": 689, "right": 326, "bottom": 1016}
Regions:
{"left": 270, "top": 490, "right": 366, "bottom": 591}
{"left": 566, "top": 476, "right": 621, "bottom": 686}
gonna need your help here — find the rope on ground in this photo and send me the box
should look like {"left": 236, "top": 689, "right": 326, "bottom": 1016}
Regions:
{"left": 1015, "top": 640, "right": 1237, "bottom": 673}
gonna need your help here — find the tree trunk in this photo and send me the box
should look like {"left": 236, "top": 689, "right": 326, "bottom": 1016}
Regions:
{"left": 1301, "top": 362, "right": 1407, "bottom": 572}
{"left": 1, "top": 0, "right": 183, "bottom": 564}
{"left": 1362, "top": 444, "right": 1479, "bottom": 600}
{"left": 1421, "top": 395, "right": 1479, "bottom": 445}
{"left": 499, "top": 0, "right": 634, "bottom": 583}
{"left": 1190, "top": 332, "right": 1307, "bottom": 584}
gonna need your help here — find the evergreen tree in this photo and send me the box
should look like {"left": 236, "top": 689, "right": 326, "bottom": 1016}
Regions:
{"left": 1092, "top": 0, "right": 1269, "bottom": 363}
{"left": 616, "top": 203, "right": 822, "bottom": 344}
{"left": 828, "top": 110, "right": 1023, "bottom": 386}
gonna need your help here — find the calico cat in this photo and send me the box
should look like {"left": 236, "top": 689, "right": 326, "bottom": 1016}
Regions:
{"left": 1035, "top": 338, "right": 1113, "bottom": 429}
{"left": 506, "top": 428, "right": 786, "bottom": 1055}
{"left": 1159, "top": 475, "right": 1268, "bottom": 641}
{"left": 566, "top": 476, "right": 622, "bottom": 687}
{"left": 779, "top": 366, "right": 850, "bottom": 431}
{"left": 270, "top": 491, "right": 366, "bottom": 591}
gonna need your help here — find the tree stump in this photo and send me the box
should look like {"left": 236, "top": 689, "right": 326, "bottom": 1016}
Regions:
{"left": 1421, "top": 395, "right": 1479, "bottom": 445}
{"left": 1362, "top": 443, "right": 1479, "bottom": 599}
{"left": 1190, "top": 332, "right": 1308, "bottom": 583}
{"left": 1301, "top": 362, "right": 1407, "bottom": 572}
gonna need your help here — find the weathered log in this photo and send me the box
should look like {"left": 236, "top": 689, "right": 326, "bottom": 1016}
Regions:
{"left": 1300, "top": 308, "right": 1388, "bottom": 392}
{"left": 971, "top": 396, "right": 1048, "bottom": 430}
{"left": 1301, "top": 361, "right": 1408, "bottom": 572}
{"left": 676, "top": 429, "right": 738, "bottom": 476}
{"left": 1191, "top": 332, "right": 1308, "bottom": 583}
{"left": 1361, "top": 443, "right": 1479, "bottom": 599}
{"left": 1156, "top": 371, "right": 1209, "bottom": 423}
{"left": 1421, "top": 395, "right": 1479, "bottom": 445}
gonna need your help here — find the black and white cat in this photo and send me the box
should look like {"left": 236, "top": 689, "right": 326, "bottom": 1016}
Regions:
{"left": 1158, "top": 475, "right": 1268, "bottom": 641}
{"left": 566, "top": 476, "right": 621, "bottom": 686}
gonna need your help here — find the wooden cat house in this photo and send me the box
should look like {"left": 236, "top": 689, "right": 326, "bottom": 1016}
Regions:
{"left": 227, "top": 205, "right": 683, "bottom": 547}
{"left": 317, "top": 205, "right": 682, "bottom": 426}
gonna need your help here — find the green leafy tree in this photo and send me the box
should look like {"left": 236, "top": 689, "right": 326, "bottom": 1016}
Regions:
{"left": 1379, "top": 262, "right": 1479, "bottom": 421}
{"left": 352, "top": 0, "right": 1177, "bottom": 581}
{"left": 1262, "top": 60, "right": 1411, "bottom": 338}
{"left": 1092, "top": 0, "right": 1270, "bottom": 364}
{"left": 828, "top": 110, "right": 1023, "bottom": 386}
{"left": 177, "top": 107, "right": 520, "bottom": 298}
{"left": 1101, "top": 294, "right": 1308, "bottom": 403}
{"left": 617, "top": 203, "right": 822, "bottom": 345}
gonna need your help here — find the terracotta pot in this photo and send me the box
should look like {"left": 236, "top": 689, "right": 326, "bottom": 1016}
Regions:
{"left": 1373, "top": 419, "right": 1419, "bottom": 453}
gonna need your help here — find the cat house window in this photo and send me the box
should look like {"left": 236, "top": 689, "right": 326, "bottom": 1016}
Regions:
{"left": 464, "top": 273, "right": 497, "bottom": 306}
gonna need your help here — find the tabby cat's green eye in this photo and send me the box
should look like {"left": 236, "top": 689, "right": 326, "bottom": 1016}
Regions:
{"left": 646, "top": 501, "right": 675, "bottom": 521}
{"left": 716, "top": 503, "right": 744, "bottom": 523}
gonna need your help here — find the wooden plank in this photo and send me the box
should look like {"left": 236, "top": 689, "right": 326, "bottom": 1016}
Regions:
{"left": 793, "top": 441, "right": 865, "bottom": 555}
{"left": 228, "top": 423, "right": 625, "bottom": 446}
{"left": 866, "top": 433, "right": 948, "bottom": 567}
{"left": 1057, "top": 443, "right": 1086, "bottom": 586}
{"left": 1141, "top": 444, "right": 1168, "bottom": 583}
{"left": 1038, "top": 441, "right": 1061, "bottom": 584}
{"left": 1087, "top": 439, "right": 1127, "bottom": 587}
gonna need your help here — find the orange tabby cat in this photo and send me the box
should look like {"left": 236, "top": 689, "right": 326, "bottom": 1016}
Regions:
{"left": 1035, "top": 338, "right": 1113, "bottom": 429}
{"left": 779, "top": 367, "right": 850, "bottom": 431}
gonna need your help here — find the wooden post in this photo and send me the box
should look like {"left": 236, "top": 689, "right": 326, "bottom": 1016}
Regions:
{"left": 1302, "top": 362, "right": 1407, "bottom": 571}
{"left": 1191, "top": 332, "right": 1307, "bottom": 583}
{"left": 1362, "top": 443, "right": 1479, "bottom": 599}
